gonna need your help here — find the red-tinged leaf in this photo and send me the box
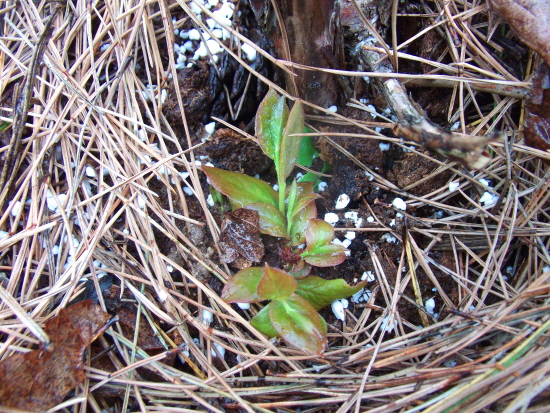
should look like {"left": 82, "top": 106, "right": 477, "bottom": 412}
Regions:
{"left": 288, "top": 261, "right": 312, "bottom": 280}
{"left": 289, "top": 202, "right": 317, "bottom": 245}
{"left": 250, "top": 304, "right": 278, "bottom": 337}
{"left": 280, "top": 100, "right": 304, "bottom": 178}
{"left": 298, "top": 181, "right": 316, "bottom": 195}
{"left": 0, "top": 300, "right": 114, "bottom": 411}
{"left": 257, "top": 265, "right": 297, "bottom": 300}
{"left": 302, "top": 244, "right": 348, "bottom": 267}
{"left": 288, "top": 192, "right": 320, "bottom": 220}
{"left": 246, "top": 202, "right": 288, "bottom": 238}
{"left": 203, "top": 165, "right": 278, "bottom": 209}
{"left": 296, "top": 276, "right": 367, "bottom": 310}
{"left": 221, "top": 267, "right": 264, "bottom": 303}
{"left": 270, "top": 295, "right": 327, "bottom": 356}
{"left": 255, "top": 90, "right": 288, "bottom": 163}
{"left": 305, "top": 218, "right": 335, "bottom": 252}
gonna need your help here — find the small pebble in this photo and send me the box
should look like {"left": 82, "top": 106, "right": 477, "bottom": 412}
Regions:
{"left": 9, "top": 200, "right": 22, "bottom": 217}
{"left": 205, "top": 122, "right": 216, "bottom": 135}
{"left": 331, "top": 300, "right": 346, "bottom": 321}
{"left": 448, "top": 181, "right": 459, "bottom": 192}
{"left": 335, "top": 194, "right": 350, "bottom": 209}
{"left": 202, "top": 309, "right": 214, "bottom": 324}
{"left": 479, "top": 191, "right": 498, "bottom": 206}
{"left": 324, "top": 212, "right": 339, "bottom": 225}
{"left": 241, "top": 43, "right": 257, "bottom": 61}
{"left": 362, "top": 271, "right": 375, "bottom": 282}
{"left": 344, "top": 231, "right": 355, "bottom": 240}
{"left": 392, "top": 198, "right": 407, "bottom": 211}
{"left": 212, "top": 342, "right": 225, "bottom": 358}
{"left": 206, "top": 194, "right": 215, "bottom": 207}
{"left": 425, "top": 298, "right": 436, "bottom": 315}
{"left": 479, "top": 178, "right": 491, "bottom": 188}
{"left": 85, "top": 166, "right": 96, "bottom": 178}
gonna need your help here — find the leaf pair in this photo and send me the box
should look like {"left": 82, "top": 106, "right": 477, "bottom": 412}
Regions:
{"left": 203, "top": 165, "right": 318, "bottom": 245}
{"left": 300, "top": 219, "right": 348, "bottom": 267}
{"left": 256, "top": 89, "right": 304, "bottom": 182}
{"left": 222, "top": 265, "right": 365, "bottom": 356}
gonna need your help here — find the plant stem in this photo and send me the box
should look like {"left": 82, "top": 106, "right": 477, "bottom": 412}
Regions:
{"left": 278, "top": 173, "right": 286, "bottom": 216}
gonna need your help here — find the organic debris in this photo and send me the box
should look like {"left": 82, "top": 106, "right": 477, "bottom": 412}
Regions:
{"left": 219, "top": 208, "right": 264, "bottom": 268}
{"left": 0, "top": 300, "right": 114, "bottom": 411}
{"left": 524, "top": 63, "right": 550, "bottom": 156}
{"left": 492, "top": 0, "right": 550, "bottom": 66}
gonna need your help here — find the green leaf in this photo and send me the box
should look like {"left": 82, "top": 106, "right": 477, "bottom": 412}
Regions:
{"left": 0, "top": 122, "right": 11, "bottom": 133}
{"left": 203, "top": 166, "right": 278, "bottom": 209}
{"left": 246, "top": 202, "right": 288, "bottom": 238}
{"left": 286, "top": 180, "right": 299, "bottom": 223}
{"left": 250, "top": 304, "right": 278, "bottom": 337}
{"left": 305, "top": 219, "right": 335, "bottom": 252}
{"left": 221, "top": 267, "right": 264, "bottom": 303}
{"left": 257, "top": 265, "right": 297, "bottom": 301}
{"left": 298, "top": 171, "right": 323, "bottom": 189}
{"left": 210, "top": 187, "right": 225, "bottom": 212}
{"left": 296, "top": 276, "right": 367, "bottom": 310}
{"left": 297, "top": 131, "right": 318, "bottom": 167}
{"left": 279, "top": 100, "right": 304, "bottom": 179}
{"left": 270, "top": 295, "right": 327, "bottom": 356}
{"left": 289, "top": 202, "right": 317, "bottom": 246}
{"left": 255, "top": 90, "right": 288, "bottom": 165}
{"left": 301, "top": 244, "right": 348, "bottom": 267}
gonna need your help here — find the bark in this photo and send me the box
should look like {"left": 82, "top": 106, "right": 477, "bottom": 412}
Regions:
{"left": 250, "top": 0, "right": 340, "bottom": 107}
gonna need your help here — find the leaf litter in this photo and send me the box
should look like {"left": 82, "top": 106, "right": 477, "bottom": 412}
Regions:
{"left": 0, "top": 0, "right": 549, "bottom": 411}
{"left": 0, "top": 300, "right": 114, "bottom": 411}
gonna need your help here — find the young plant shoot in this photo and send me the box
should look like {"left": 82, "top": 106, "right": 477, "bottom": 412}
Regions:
{"left": 203, "top": 90, "right": 363, "bottom": 355}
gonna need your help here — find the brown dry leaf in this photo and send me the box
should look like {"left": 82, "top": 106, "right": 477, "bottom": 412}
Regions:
{"left": 492, "top": 0, "right": 550, "bottom": 65}
{"left": 0, "top": 300, "right": 114, "bottom": 411}
{"left": 524, "top": 63, "right": 550, "bottom": 156}
{"left": 219, "top": 208, "right": 264, "bottom": 269}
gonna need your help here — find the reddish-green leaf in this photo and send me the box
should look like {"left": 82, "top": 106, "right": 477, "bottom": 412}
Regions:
{"left": 289, "top": 202, "right": 317, "bottom": 245}
{"left": 305, "top": 219, "right": 335, "bottom": 252}
{"left": 270, "top": 295, "right": 327, "bottom": 356}
{"left": 257, "top": 265, "right": 297, "bottom": 300}
{"left": 288, "top": 261, "right": 312, "bottom": 280}
{"left": 203, "top": 166, "right": 278, "bottom": 208}
{"left": 301, "top": 244, "right": 348, "bottom": 267}
{"left": 255, "top": 90, "right": 288, "bottom": 163}
{"left": 289, "top": 192, "right": 320, "bottom": 220}
{"left": 296, "top": 276, "right": 367, "bottom": 310}
{"left": 221, "top": 267, "right": 264, "bottom": 303}
{"left": 280, "top": 100, "right": 304, "bottom": 178}
{"left": 250, "top": 304, "right": 278, "bottom": 337}
{"left": 246, "top": 202, "right": 288, "bottom": 238}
